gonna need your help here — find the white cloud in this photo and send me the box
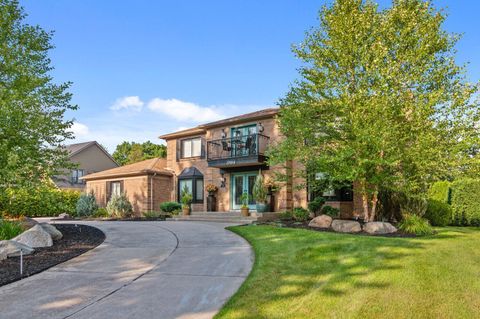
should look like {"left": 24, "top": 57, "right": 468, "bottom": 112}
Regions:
{"left": 147, "top": 98, "right": 224, "bottom": 122}
{"left": 69, "top": 122, "right": 89, "bottom": 137}
{"left": 110, "top": 96, "right": 144, "bottom": 111}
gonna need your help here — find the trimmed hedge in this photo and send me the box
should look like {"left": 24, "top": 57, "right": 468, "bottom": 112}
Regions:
{"left": 424, "top": 199, "right": 452, "bottom": 227}
{"left": 450, "top": 179, "right": 480, "bottom": 226}
{"left": 160, "top": 201, "right": 182, "bottom": 213}
{"left": 0, "top": 186, "right": 80, "bottom": 218}
{"left": 428, "top": 181, "right": 451, "bottom": 204}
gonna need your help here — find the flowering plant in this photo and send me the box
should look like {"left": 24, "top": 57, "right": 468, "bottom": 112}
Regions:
{"left": 205, "top": 184, "right": 218, "bottom": 193}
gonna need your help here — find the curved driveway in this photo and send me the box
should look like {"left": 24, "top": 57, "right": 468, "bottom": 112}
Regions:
{"left": 0, "top": 221, "right": 253, "bottom": 319}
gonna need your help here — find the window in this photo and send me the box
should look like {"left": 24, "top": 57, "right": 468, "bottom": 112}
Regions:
{"left": 181, "top": 137, "right": 202, "bottom": 158}
{"left": 110, "top": 181, "right": 122, "bottom": 198}
{"left": 71, "top": 169, "right": 85, "bottom": 184}
{"left": 178, "top": 167, "right": 204, "bottom": 203}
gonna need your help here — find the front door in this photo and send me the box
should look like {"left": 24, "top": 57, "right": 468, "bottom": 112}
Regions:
{"left": 231, "top": 172, "right": 257, "bottom": 210}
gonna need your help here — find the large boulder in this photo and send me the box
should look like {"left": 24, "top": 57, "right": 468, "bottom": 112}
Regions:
{"left": 331, "top": 219, "right": 362, "bottom": 233}
{"left": 0, "top": 240, "right": 35, "bottom": 258}
{"left": 12, "top": 224, "right": 53, "bottom": 248}
{"left": 39, "top": 223, "right": 63, "bottom": 240}
{"left": 57, "top": 213, "right": 71, "bottom": 220}
{"left": 308, "top": 215, "right": 333, "bottom": 228}
{"left": 363, "top": 222, "right": 397, "bottom": 234}
{"left": 21, "top": 217, "right": 39, "bottom": 229}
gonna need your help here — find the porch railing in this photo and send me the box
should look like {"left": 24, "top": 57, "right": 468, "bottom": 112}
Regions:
{"left": 207, "top": 134, "right": 270, "bottom": 161}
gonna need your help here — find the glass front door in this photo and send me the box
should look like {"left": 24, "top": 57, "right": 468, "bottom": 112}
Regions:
{"left": 231, "top": 172, "right": 257, "bottom": 210}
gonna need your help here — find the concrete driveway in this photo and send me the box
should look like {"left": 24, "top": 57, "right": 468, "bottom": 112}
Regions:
{"left": 0, "top": 221, "right": 253, "bottom": 319}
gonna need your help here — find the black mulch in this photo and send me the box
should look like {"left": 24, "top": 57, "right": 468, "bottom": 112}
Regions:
{"left": 254, "top": 219, "right": 417, "bottom": 238}
{"left": 0, "top": 224, "right": 105, "bottom": 287}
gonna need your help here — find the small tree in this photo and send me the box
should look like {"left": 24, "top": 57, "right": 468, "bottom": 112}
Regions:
{"left": 252, "top": 171, "right": 268, "bottom": 204}
{"left": 180, "top": 184, "right": 193, "bottom": 209}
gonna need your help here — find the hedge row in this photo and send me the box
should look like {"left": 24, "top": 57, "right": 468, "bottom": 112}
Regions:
{"left": 0, "top": 186, "right": 80, "bottom": 218}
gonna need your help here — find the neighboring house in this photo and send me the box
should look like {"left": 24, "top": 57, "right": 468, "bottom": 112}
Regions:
{"left": 83, "top": 108, "right": 360, "bottom": 216}
{"left": 52, "top": 141, "right": 119, "bottom": 191}
{"left": 82, "top": 158, "right": 173, "bottom": 213}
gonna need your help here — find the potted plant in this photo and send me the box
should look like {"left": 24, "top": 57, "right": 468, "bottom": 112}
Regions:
{"left": 240, "top": 192, "right": 250, "bottom": 216}
{"left": 180, "top": 184, "right": 193, "bottom": 216}
{"left": 253, "top": 171, "right": 268, "bottom": 213}
{"left": 205, "top": 184, "right": 218, "bottom": 211}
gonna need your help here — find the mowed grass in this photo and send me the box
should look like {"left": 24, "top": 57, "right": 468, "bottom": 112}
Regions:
{"left": 216, "top": 225, "right": 480, "bottom": 319}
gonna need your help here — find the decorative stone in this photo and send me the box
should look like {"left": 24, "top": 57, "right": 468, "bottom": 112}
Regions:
{"left": 308, "top": 214, "right": 333, "bottom": 228}
{"left": 39, "top": 223, "right": 63, "bottom": 240}
{"left": 12, "top": 224, "right": 53, "bottom": 248}
{"left": 363, "top": 222, "right": 397, "bottom": 234}
{"left": 0, "top": 240, "right": 35, "bottom": 257}
{"left": 21, "top": 217, "right": 39, "bottom": 229}
{"left": 58, "top": 213, "right": 71, "bottom": 219}
{"left": 331, "top": 219, "right": 362, "bottom": 233}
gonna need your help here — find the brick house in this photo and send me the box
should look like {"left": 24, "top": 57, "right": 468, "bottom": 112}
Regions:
{"left": 83, "top": 108, "right": 359, "bottom": 217}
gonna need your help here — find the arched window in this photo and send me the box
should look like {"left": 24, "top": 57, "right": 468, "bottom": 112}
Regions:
{"left": 178, "top": 167, "right": 204, "bottom": 204}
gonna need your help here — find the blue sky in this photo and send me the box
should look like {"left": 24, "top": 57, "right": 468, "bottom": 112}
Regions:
{"left": 22, "top": 0, "right": 480, "bottom": 152}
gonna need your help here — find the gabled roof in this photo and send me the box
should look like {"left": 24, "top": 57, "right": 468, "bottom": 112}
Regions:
{"left": 158, "top": 107, "right": 279, "bottom": 140}
{"left": 82, "top": 158, "right": 172, "bottom": 181}
{"left": 63, "top": 141, "right": 118, "bottom": 165}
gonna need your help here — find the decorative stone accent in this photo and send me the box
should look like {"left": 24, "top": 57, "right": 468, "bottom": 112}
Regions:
{"left": 0, "top": 240, "right": 35, "bottom": 258}
{"left": 308, "top": 215, "right": 333, "bottom": 228}
{"left": 58, "top": 213, "right": 71, "bottom": 219}
{"left": 21, "top": 217, "right": 39, "bottom": 229}
{"left": 363, "top": 222, "right": 397, "bottom": 234}
{"left": 39, "top": 223, "right": 63, "bottom": 240}
{"left": 12, "top": 224, "right": 53, "bottom": 248}
{"left": 331, "top": 219, "right": 362, "bottom": 233}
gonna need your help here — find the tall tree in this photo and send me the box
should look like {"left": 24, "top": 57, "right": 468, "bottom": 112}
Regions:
{"left": 269, "top": 0, "right": 480, "bottom": 221}
{"left": 112, "top": 141, "right": 166, "bottom": 166}
{"left": 0, "top": 0, "right": 77, "bottom": 188}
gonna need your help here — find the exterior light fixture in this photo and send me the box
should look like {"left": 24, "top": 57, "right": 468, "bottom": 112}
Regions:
{"left": 220, "top": 173, "right": 226, "bottom": 188}
{"left": 258, "top": 122, "right": 264, "bottom": 133}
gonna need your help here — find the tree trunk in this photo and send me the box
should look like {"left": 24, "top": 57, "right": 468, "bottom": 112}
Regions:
{"left": 369, "top": 189, "right": 379, "bottom": 222}
{"left": 359, "top": 180, "right": 370, "bottom": 221}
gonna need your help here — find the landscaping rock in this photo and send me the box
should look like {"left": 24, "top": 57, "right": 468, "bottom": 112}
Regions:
{"left": 0, "top": 240, "right": 35, "bottom": 257}
{"left": 58, "top": 213, "right": 71, "bottom": 219}
{"left": 39, "top": 223, "right": 63, "bottom": 240}
{"left": 21, "top": 217, "right": 38, "bottom": 229}
{"left": 331, "top": 219, "right": 362, "bottom": 233}
{"left": 12, "top": 225, "right": 53, "bottom": 248}
{"left": 363, "top": 222, "right": 397, "bottom": 234}
{"left": 308, "top": 214, "right": 333, "bottom": 228}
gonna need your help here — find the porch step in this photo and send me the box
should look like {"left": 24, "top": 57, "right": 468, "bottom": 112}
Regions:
{"left": 167, "top": 212, "right": 257, "bottom": 224}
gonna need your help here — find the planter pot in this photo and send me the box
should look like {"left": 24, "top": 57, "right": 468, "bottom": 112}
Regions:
{"left": 182, "top": 207, "right": 191, "bottom": 216}
{"left": 207, "top": 194, "right": 216, "bottom": 212}
{"left": 255, "top": 202, "right": 268, "bottom": 213}
{"left": 241, "top": 207, "right": 250, "bottom": 217}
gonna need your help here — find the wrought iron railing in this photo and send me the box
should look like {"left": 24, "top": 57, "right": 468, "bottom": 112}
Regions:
{"left": 207, "top": 134, "right": 270, "bottom": 161}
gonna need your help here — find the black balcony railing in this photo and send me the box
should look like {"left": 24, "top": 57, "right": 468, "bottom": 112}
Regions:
{"left": 207, "top": 134, "right": 270, "bottom": 167}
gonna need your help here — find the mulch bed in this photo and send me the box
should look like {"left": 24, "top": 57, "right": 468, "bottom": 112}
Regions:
{"left": 255, "top": 220, "right": 417, "bottom": 238}
{"left": 0, "top": 224, "right": 105, "bottom": 287}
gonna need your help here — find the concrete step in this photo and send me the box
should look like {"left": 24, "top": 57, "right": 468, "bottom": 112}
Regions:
{"left": 167, "top": 215, "right": 256, "bottom": 224}
{"left": 189, "top": 211, "right": 245, "bottom": 217}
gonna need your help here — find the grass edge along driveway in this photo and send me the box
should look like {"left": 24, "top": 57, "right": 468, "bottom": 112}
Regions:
{"left": 216, "top": 225, "right": 480, "bottom": 319}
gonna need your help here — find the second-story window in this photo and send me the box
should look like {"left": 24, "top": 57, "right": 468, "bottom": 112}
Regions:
{"left": 71, "top": 169, "right": 85, "bottom": 184}
{"left": 181, "top": 137, "right": 202, "bottom": 158}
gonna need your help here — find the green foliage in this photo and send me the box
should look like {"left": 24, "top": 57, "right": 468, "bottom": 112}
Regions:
{"left": 293, "top": 207, "right": 309, "bottom": 222}
{"left": 268, "top": 0, "right": 480, "bottom": 222}
{"left": 0, "top": 0, "right": 78, "bottom": 188}
{"left": 398, "top": 215, "right": 434, "bottom": 236}
{"left": 106, "top": 193, "right": 133, "bottom": 218}
{"left": 180, "top": 185, "right": 193, "bottom": 209}
{"left": 400, "top": 196, "right": 428, "bottom": 217}
{"left": 307, "top": 197, "right": 326, "bottom": 216}
{"left": 240, "top": 192, "right": 249, "bottom": 209}
{"left": 278, "top": 210, "right": 293, "bottom": 221}
{"left": 112, "top": 141, "right": 167, "bottom": 166}
{"left": 93, "top": 207, "right": 109, "bottom": 218}
{"left": 450, "top": 179, "right": 480, "bottom": 226}
{"left": 424, "top": 199, "right": 453, "bottom": 227}
{"left": 0, "top": 220, "right": 23, "bottom": 240}
{"left": 0, "top": 186, "right": 80, "bottom": 218}
{"left": 428, "top": 181, "right": 452, "bottom": 204}
{"left": 160, "top": 201, "right": 182, "bottom": 213}
{"left": 252, "top": 172, "right": 268, "bottom": 203}
{"left": 320, "top": 205, "right": 340, "bottom": 218}
{"left": 76, "top": 192, "right": 98, "bottom": 217}
{"left": 143, "top": 211, "right": 167, "bottom": 220}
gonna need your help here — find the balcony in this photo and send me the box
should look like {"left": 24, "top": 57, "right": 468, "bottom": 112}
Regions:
{"left": 207, "top": 134, "right": 270, "bottom": 168}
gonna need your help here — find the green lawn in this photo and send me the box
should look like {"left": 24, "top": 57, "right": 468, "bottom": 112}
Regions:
{"left": 216, "top": 225, "right": 480, "bottom": 319}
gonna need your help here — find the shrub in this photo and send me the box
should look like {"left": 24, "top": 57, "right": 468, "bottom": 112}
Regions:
{"left": 76, "top": 192, "right": 98, "bottom": 217}
{"left": 0, "top": 186, "right": 80, "bottom": 218}
{"left": 278, "top": 210, "right": 293, "bottom": 221}
{"left": 398, "top": 215, "right": 434, "bottom": 236}
{"left": 160, "top": 201, "right": 182, "bottom": 213}
{"left": 107, "top": 193, "right": 133, "bottom": 218}
{"left": 428, "top": 181, "right": 451, "bottom": 204}
{"left": 0, "top": 220, "right": 24, "bottom": 240}
{"left": 450, "top": 178, "right": 480, "bottom": 226}
{"left": 252, "top": 172, "right": 268, "bottom": 203}
{"left": 424, "top": 199, "right": 452, "bottom": 226}
{"left": 307, "top": 197, "right": 326, "bottom": 216}
{"left": 180, "top": 185, "right": 193, "bottom": 209}
{"left": 320, "top": 205, "right": 340, "bottom": 218}
{"left": 143, "top": 211, "right": 166, "bottom": 219}
{"left": 93, "top": 207, "right": 109, "bottom": 218}
{"left": 293, "top": 207, "right": 309, "bottom": 222}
